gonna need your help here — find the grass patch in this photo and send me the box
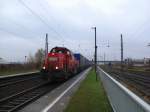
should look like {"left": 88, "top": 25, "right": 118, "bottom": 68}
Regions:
{"left": 64, "top": 69, "right": 113, "bottom": 112}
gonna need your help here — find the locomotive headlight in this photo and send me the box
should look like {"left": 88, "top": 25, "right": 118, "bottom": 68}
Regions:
{"left": 43, "top": 66, "right": 46, "bottom": 69}
{"left": 55, "top": 66, "right": 58, "bottom": 69}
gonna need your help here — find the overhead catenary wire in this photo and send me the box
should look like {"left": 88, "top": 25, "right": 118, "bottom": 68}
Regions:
{"left": 1, "top": 0, "right": 92, "bottom": 59}
{"left": 0, "top": 27, "right": 32, "bottom": 39}
{"left": 18, "top": 0, "right": 70, "bottom": 44}
{"left": 37, "top": 0, "right": 76, "bottom": 45}
{"left": 7, "top": 19, "right": 38, "bottom": 37}
{"left": 128, "top": 17, "right": 150, "bottom": 39}
{"left": 20, "top": 0, "right": 89, "bottom": 52}
{"left": 0, "top": 18, "right": 38, "bottom": 39}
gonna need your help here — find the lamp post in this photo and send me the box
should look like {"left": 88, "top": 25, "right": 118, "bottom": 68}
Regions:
{"left": 121, "top": 34, "right": 123, "bottom": 71}
{"left": 25, "top": 56, "right": 27, "bottom": 64}
{"left": 91, "top": 27, "right": 97, "bottom": 81}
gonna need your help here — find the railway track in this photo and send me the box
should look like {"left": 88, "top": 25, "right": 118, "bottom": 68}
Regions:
{"left": 102, "top": 67, "right": 150, "bottom": 101}
{"left": 0, "top": 82, "right": 60, "bottom": 112}
{"left": 0, "top": 69, "right": 89, "bottom": 112}
{"left": 0, "top": 73, "right": 62, "bottom": 112}
{"left": 0, "top": 72, "right": 40, "bottom": 86}
{"left": 114, "top": 71, "right": 150, "bottom": 95}
{"left": 0, "top": 74, "right": 45, "bottom": 100}
{"left": 0, "top": 75, "right": 41, "bottom": 88}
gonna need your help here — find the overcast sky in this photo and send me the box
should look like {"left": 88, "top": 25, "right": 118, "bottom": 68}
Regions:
{"left": 0, "top": 0, "right": 150, "bottom": 62}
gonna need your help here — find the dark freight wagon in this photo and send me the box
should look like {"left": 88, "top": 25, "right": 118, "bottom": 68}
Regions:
{"left": 74, "top": 53, "right": 91, "bottom": 72}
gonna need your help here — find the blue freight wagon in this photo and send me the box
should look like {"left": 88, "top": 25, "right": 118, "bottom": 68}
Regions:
{"left": 74, "top": 53, "right": 91, "bottom": 71}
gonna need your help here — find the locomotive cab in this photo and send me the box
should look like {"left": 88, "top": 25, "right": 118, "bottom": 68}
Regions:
{"left": 43, "top": 47, "right": 66, "bottom": 72}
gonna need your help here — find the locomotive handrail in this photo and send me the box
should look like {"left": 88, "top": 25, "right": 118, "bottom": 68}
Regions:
{"left": 98, "top": 67, "right": 150, "bottom": 112}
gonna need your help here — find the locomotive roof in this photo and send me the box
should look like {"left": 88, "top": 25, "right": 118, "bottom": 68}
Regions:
{"left": 52, "top": 46, "right": 70, "bottom": 51}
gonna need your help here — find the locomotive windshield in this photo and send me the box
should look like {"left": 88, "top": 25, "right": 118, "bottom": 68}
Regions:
{"left": 50, "top": 48, "right": 66, "bottom": 53}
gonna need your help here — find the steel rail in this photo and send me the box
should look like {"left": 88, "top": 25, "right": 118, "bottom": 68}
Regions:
{"left": 0, "top": 81, "right": 60, "bottom": 112}
{"left": 0, "top": 75, "right": 41, "bottom": 88}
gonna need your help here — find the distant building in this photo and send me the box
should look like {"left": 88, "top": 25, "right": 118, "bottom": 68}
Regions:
{"left": 124, "top": 58, "right": 133, "bottom": 66}
{"left": 144, "top": 58, "right": 150, "bottom": 66}
{"left": 133, "top": 59, "right": 144, "bottom": 66}
{"left": 125, "top": 58, "right": 146, "bottom": 67}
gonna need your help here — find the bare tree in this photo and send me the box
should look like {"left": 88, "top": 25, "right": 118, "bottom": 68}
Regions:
{"left": 34, "top": 48, "right": 45, "bottom": 69}
{"left": 27, "top": 54, "right": 35, "bottom": 64}
{"left": 26, "top": 48, "right": 45, "bottom": 69}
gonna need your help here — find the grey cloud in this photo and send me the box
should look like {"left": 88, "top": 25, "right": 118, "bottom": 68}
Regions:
{"left": 0, "top": 0, "right": 150, "bottom": 62}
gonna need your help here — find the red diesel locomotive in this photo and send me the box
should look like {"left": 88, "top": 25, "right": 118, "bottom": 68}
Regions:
{"left": 41, "top": 46, "right": 91, "bottom": 80}
{"left": 41, "top": 47, "right": 79, "bottom": 80}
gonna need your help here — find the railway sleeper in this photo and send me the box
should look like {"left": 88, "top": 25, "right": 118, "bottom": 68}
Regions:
{"left": 17, "top": 97, "right": 30, "bottom": 100}
{"left": 0, "top": 106, "right": 13, "bottom": 110}
{"left": 13, "top": 99, "right": 26, "bottom": 102}
{"left": 8, "top": 101, "right": 21, "bottom": 105}
{"left": 0, "top": 109, "right": 9, "bottom": 112}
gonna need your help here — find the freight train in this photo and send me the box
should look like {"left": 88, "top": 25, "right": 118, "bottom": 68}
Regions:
{"left": 41, "top": 46, "right": 91, "bottom": 80}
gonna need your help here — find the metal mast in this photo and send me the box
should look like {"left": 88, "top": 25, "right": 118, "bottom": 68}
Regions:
{"left": 45, "top": 33, "right": 48, "bottom": 58}
{"left": 121, "top": 34, "right": 123, "bottom": 70}
{"left": 92, "top": 27, "right": 97, "bottom": 81}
